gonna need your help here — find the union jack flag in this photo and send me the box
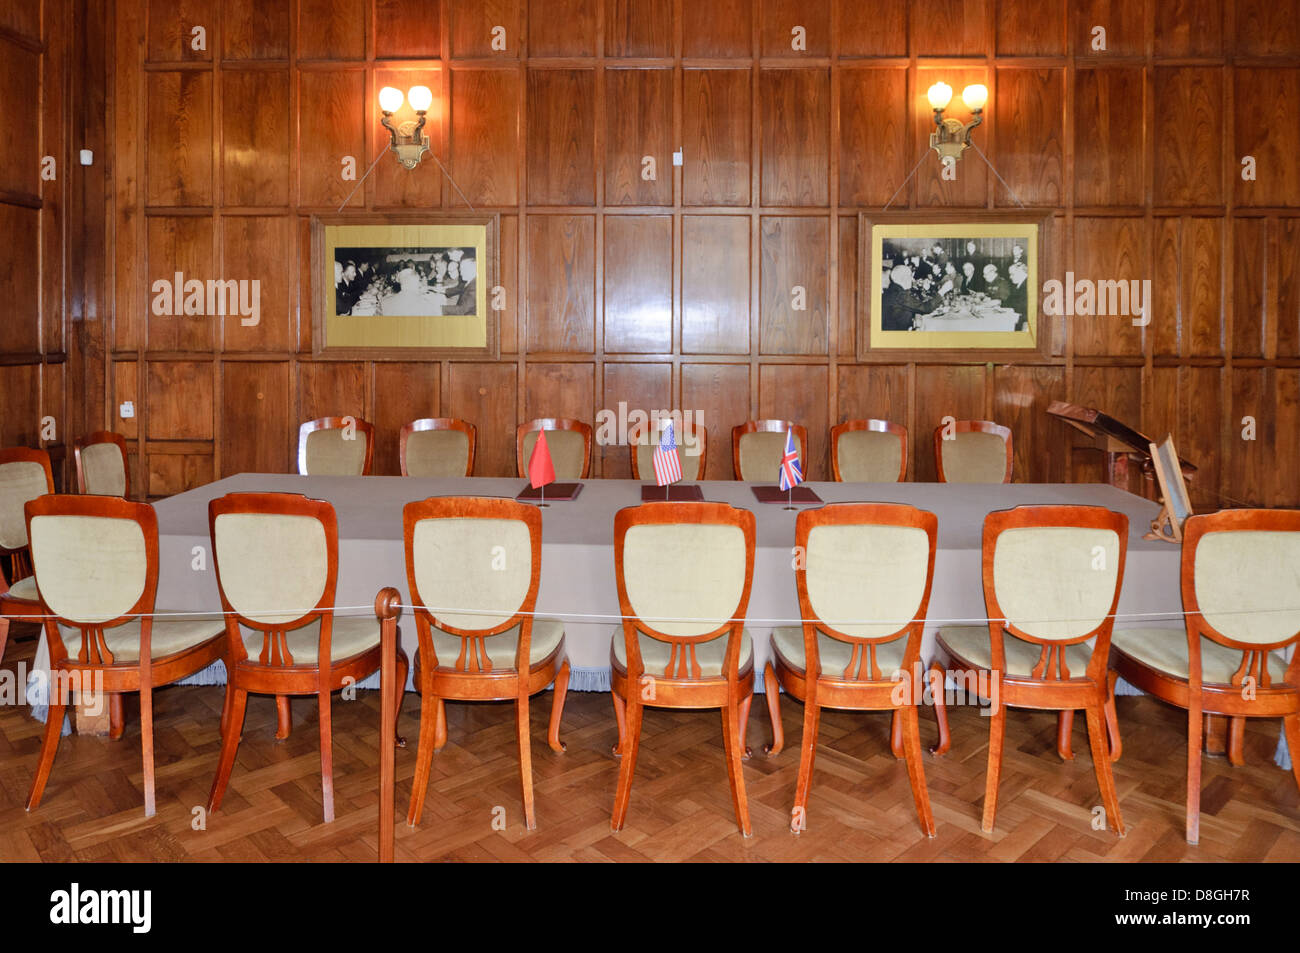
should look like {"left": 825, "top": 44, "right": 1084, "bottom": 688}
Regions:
{"left": 652, "top": 420, "right": 682, "bottom": 486}
{"left": 778, "top": 429, "right": 802, "bottom": 491}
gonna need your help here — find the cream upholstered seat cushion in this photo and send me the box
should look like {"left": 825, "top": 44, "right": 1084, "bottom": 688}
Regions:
{"left": 304, "top": 427, "right": 368, "bottom": 475}
{"left": 634, "top": 435, "right": 703, "bottom": 481}
{"left": 771, "top": 626, "right": 906, "bottom": 679}
{"left": 737, "top": 431, "right": 802, "bottom": 481}
{"left": 81, "top": 442, "right": 127, "bottom": 496}
{"left": 938, "top": 625, "right": 1093, "bottom": 677}
{"left": 241, "top": 614, "right": 385, "bottom": 665}
{"left": 835, "top": 430, "right": 903, "bottom": 483}
{"left": 0, "top": 459, "right": 50, "bottom": 550}
{"left": 940, "top": 431, "right": 1008, "bottom": 483}
{"left": 521, "top": 428, "right": 587, "bottom": 480}
{"left": 612, "top": 627, "right": 753, "bottom": 678}
{"left": 6, "top": 574, "right": 38, "bottom": 602}
{"left": 65, "top": 616, "right": 225, "bottom": 663}
{"left": 1111, "top": 628, "right": 1290, "bottom": 684}
{"left": 405, "top": 429, "right": 470, "bottom": 477}
{"left": 424, "top": 618, "right": 565, "bottom": 670}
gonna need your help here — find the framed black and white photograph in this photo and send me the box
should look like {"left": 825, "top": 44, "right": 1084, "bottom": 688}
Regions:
{"left": 858, "top": 211, "right": 1052, "bottom": 359}
{"left": 311, "top": 213, "right": 499, "bottom": 360}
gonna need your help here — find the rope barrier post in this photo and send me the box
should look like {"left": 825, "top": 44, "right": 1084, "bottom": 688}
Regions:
{"left": 375, "top": 587, "right": 401, "bottom": 863}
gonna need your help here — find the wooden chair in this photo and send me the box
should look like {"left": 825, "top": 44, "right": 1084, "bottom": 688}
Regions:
{"left": 831, "top": 420, "right": 908, "bottom": 483}
{"left": 763, "top": 503, "right": 939, "bottom": 835}
{"left": 933, "top": 419, "right": 1013, "bottom": 483}
{"left": 610, "top": 501, "right": 758, "bottom": 835}
{"left": 403, "top": 496, "right": 570, "bottom": 831}
{"left": 516, "top": 418, "right": 592, "bottom": 480}
{"left": 1109, "top": 508, "right": 1300, "bottom": 844}
{"left": 23, "top": 494, "right": 226, "bottom": 817}
{"left": 206, "top": 491, "right": 408, "bottom": 823}
{"left": 0, "top": 448, "right": 55, "bottom": 665}
{"left": 297, "top": 417, "right": 375, "bottom": 476}
{"left": 929, "top": 505, "right": 1127, "bottom": 834}
{"left": 400, "top": 418, "right": 476, "bottom": 477}
{"left": 74, "top": 431, "right": 130, "bottom": 497}
{"left": 732, "top": 420, "right": 808, "bottom": 482}
{"left": 629, "top": 421, "right": 708, "bottom": 482}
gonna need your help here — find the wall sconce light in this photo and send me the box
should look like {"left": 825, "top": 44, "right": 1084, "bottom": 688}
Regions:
{"left": 927, "top": 82, "right": 987, "bottom": 162}
{"left": 379, "top": 85, "right": 433, "bottom": 170}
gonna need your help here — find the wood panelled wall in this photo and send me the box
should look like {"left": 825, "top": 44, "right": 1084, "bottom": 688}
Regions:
{"left": 32, "top": 0, "right": 1300, "bottom": 505}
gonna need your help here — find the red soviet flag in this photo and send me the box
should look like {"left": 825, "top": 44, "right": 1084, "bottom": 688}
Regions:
{"left": 528, "top": 429, "right": 556, "bottom": 489}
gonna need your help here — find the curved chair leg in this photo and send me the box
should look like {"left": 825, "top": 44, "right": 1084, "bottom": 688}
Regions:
{"left": 393, "top": 650, "right": 409, "bottom": 748}
{"left": 929, "top": 662, "right": 951, "bottom": 756}
{"left": 1186, "top": 702, "right": 1203, "bottom": 845}
{"left": 1085, "top": 703, "right": 1125, "bottom": 836}
{"left": 516, "top": 692, "right": 536, "bottom": 830}
{"left": 207, "top": 688, "right": 248, "bottom": 814}
{"left": 547, "top": 659, "right": 571, "bottom": 753}
{"left": 0, "top": 617, "right": 8, "bottom": 667}
{"left": 275, "top": 694, "right": 292, "bottom": 741}
{"left": 318, "top": 689, "right": 335, "bottom": 823}
{"left": 109, "top": 693, "right": 126, "bottom": 741}
{"left": 611, "top": 688, "right": 627, "bottom": 756}
{"left": 433, "top": 698, "right": 447, "bottom": 751}
{"left": 901, "top": 704, "right": 936, "bottom": 837}
{"left": 1283, "top": 714, "right": 1300, "bottom": 794}
{"left": 763, "top": 663, "right": 784, "bottom": 755}
{"left": 26, "top": 674, "right": 69, "bottom": 811}
{"left": 1227, "top": 716, "right": 1246, "bottom": 767}
{"left": 891, "top": 709, "right": 905, "bottom": 759}
{"left": 980, "top": 698, "right": 1006, "bottom": 833}
{"left": 610, "top": 694, "right": 643, "bottom": 831}
{"left": 139, "top": 683, "right": 157, "bottom": 818}
{"left": 720, "top": 697, "right": 752, "bottom": 837}
{"left": 1104, "top": 670, "right": 1123, "bottom": 762}
{"left": 218, "top": 678, "right": 235, "bottom": 740}
{"left": 407, "top": 679, "right": 439, "bottom": 827}
{"left": 739, "top": 692, "right": 753, "bottom": 760}
{"left": 791, "top": 697, "right": 821, "bottom": 832}
{"left": 1057, "top": 710, "right": 1075, "bottom": 761}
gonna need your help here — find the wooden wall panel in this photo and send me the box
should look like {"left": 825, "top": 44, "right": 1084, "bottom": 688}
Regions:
{"left": 997, "top": 0, "right": 1066, "bottom": 55}
{"left": 527, "top": 215, "right": 595, "bottom": 352}
{"left": 147, "top": 453, "right": 213, "bottom": 497}
{"left": 1074, "top": 67, "right": 1144, "bottom": 207}
{"left": 600, "top": 362, "right": 671, "bottom": 476}
{"left": 146, "top": 361, "right": 213, "bottom": 439}
{"left": 527, "top": 69, "right": 596, "bottom": 206}
{"left": 0, "top": 46, "right": 40, "bottom": 198}
{"left": 1235, "top": 0, "right": 1300, "bottom": 56}
{"left": 221, "top": 70, "right": 290, "bottom": 207}
{"left": 0, "top": 205, "right": 40, "bottom": 353}
{"left": 838, "top": 0, "right": 907, "bottom": 56}
{"left": 374, "top": 362, "right": 440, "bottom": 475}
{"left": 913, "top": 365, "right": 986, "bottom": 482}
{"left": 298, "top": 0, "right": 367, "bottom": 60}
{"left": 914, "top": 0, "right": 988, "bottom": 56}
{"left": 448, "top": 362, "right": 517, "bottom": 477}
{"left": 682, "top": 0, "right": 751, "bottom": 58}
{"left": 374, "top": 0, "right": 440, "bottom": 58}
{"left": 606, "top": 0, "right": 672, "bottom": 57}
{"left": 1233, "top": 69, "right": 1300, "bottom": 209}
{"left": 1232, "top": 218, "right": 1266, "bottom": 358}
{"left": 1070, "top": 365, "right": 1143, "bottom": 485}
{"left": 682, "top": 215, "right": 749, "bottom": 354}
{"left": 298, "top": 69, "right": 366, "bottom": 208}
{"left": 760, "top": 364, "right": 828, "bottom": 479}
{"left": 450, "top": 0, "right": 520, "bottom": 57}
{"left": 1278, "top": 219, "right": 1300, "bottom": 359}
{"left": 1071, "top": 217, "right": 1146, "bottom": 357}
{"left": 604, "top": 215, "right": 672, "bottom": 353}
{"left": 525, "top": 362, "right": 595, "bottom": 426}
{"left": 839, "top": 68, "right": 908, "bottom": 208}
{"left": 681, "top": 363, "right": 751, "bottom": 480}
{"left": 683, "top": 69, "right": 750, "bottom": 207}
{"left": 146, "top": 71, "right": 213, "bottom": 206}
{"left": 0, "top": 365, "right": 40, "bottom": 447}
{"left": 1071, "top": 0, "right": 1145, "bottom": 56}
{"left": 836, "top": 216, "right": 857, "bottom": 357}
{"left": 1153, "top": 68, "right": 1221, "bottom": 207}
{"left": 760, "top": 216, "right": 828, "bottom": 354}
{"left": 993, "top": 68, "right": 1064, "bottom": 207}
{"left": 146, "top": 215, "right": 215, "bottom": 351}
{"left": 299, "top": 361, "right": 366, "bottom": 421}
{"left": 530, "top": 0, "right": 597, "bottom": 57}
{"left": 760, "top": 70, "right": 829, "bottom": 207}
{"left": 114, "top": 362, "right": 140, "bottom": 439}
{"left": 221, "top": 362, "right": 290, "bottom": 476}
{"left": 148, "top": 0, "right": 215, "bottom": 62}
{"left": 836, "top": 364, "right": 908, "bottom": 425}
{"left": 223, "top": 0, "right": 291, "bottom": 60}
{"left": 1155, "top": 0, "right": 1222, "bottom": 57}
{"left": 220, "top": 216, "right": 292, "bottom": 352}
{"left": 451, "top": 69, "right": 520, "bottom": 208}
{"left": 995, "top": 365, "right": 1068, "bottom": 484}
{"left": 760, "top": 0, "right": 830, "bottom": 57}
{"left": 604, "top": 68, "right": 672, "bottom": 207}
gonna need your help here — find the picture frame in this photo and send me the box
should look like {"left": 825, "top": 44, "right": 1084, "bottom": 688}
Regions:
{"left": 858, "top": 210, "right": 1053, "bottom": 361}
{"left": 310, "top": 212, "right": 499, "bottom": 361}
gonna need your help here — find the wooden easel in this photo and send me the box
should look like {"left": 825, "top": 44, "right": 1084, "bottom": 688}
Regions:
{"left": 1143, "top": 434, "right": 1193, "bottom": 543}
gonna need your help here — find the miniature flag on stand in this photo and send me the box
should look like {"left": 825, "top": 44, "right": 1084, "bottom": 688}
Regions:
{"left": 778, "top": 429, "right": 802, "bottom": 491}
{"left": 652, "top": 420, "right": 683, "bottom": 487}
{"left": 528, "top": 429, "right": 556, "bottom": 489}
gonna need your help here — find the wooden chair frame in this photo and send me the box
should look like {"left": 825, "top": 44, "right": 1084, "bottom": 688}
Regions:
{"left": 399, "top": 418, "right": 477, "bottom": 477}
{"left": 933, "top": 419, "right": 1013, "bottom": 483}
{"left": 23, "top": 494, "right": 226, "bottom": 817}
{"left": 515, "top": 418, "right": 593, "bottom": 479}
{"left": 1110, "top": 508, "right": 1300, "bottom": 845}
{"left": 731, "top": 420, "right": 809, "bottom": 482}
{"left": 830, "top": 419, "right": 908, "bottom": 483}
{"left": 297, "top": 416, "right": 375, "bottom": 476}
{"left": 402, "top": 496, "right": 570, "bottom": 831}
{"left": 610, "top": 501, "right": 758, "bottom": 835}
{"left": 628, "top": 422, "right": 709, "bottom": 481}
{"left": 0, "top": 448, "right": 55, "bottom": 666}
{"left": 206, "top": 492, "right": 408, "bottom": 823}
{"left": 930, "top": 505, "right": 1127, "bottom": 834}
{"left": 74, "top": 431, "right": 130, "bottom": 497}
{"left": 764, "top": 503, "right": 938, "bottom": 834}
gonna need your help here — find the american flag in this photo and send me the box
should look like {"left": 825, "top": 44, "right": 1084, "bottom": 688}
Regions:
{"left": 778, "top": 429, "right": 802, "bottom": 491}
{"left": 652, "top": 420, "right": 682, "bottom": 486}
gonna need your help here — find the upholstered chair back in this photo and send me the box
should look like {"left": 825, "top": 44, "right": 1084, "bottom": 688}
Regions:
{"left": 735, "top": 426, "right": 805, "bottom": 482}
{"left": 938, "top": 430, "right": 1010, "bottom": 483}
{"left": 0, "top": 450, "right": 54, "bottom": 551}
{"left": 1191, "top": 525, "right": 1300, "bottom": 647}
{"left": 833, "top": 429, "right": 904, "bottom": 483}
{"left": 408, "top": 513, "right": 535, "bottom": 633}
{"left": 29, "top": 511, "right": 150, "bottom": 625}
{"left": 805, "top": 522, "right": 931, "bottom": 641}
{"left": 303, "top": 426, "right": 370, "bottom": 476}
{"left": 404, "top": 428, "right": 472, "bottom": 478}
{"left": 79, "top": 441, "right": 128, "bottom": 496}
{"left": 632, "top": 423, "right": 706, "bottom": 482}
{"left": 521, "top": 428, "right": 587, "bottom": 480}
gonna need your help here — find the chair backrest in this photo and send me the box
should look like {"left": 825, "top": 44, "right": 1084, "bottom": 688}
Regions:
{"left": 1182, "top": 510, "right": 1300, "bottom": 686}
{"left": 297, "top": 417, "right": 374, "bottom": 476}
{"left": 403, "top": 496, "right": 541, "bottom": 671}
{"left": 401, "top": 418, "right": 476, "bottom": 477}
{"left": 732, "top": 420, "right": 807, "bottom": 482}
{"left": 831, "top": 420, "right": 907, "bottom": 483}
{"left": 795, "top": 503, "right": 937, "bottom": 680}
{"left": 0, "top": 448, "right": 56, "bottom": 555}
{"left": 25, "top": 494, "right": 158, "bottom": 665}
{"left": 209, "top": 493, "right": 338, "bottom": 664}
{"left": 614, "top": 502, "right": 756, "bottom": 679}
{"left": 630, "top": 422, "right": 708, "bottom": 482}
{"left": 934, "top": 420, "right": 1012, "bottom": 483}
{"left": 516, "top": 419, "right": 592, "bottom": 480}
{"left": 75, "top": 431, "right": 130, "bottom": 497}
{"left": 983, "top": 505, "right": 1128, "bottom": 678}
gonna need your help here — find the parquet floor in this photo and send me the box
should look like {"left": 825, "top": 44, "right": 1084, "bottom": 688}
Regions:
{"left": 2, "top": 624, "right": 1298, "bottom": 862}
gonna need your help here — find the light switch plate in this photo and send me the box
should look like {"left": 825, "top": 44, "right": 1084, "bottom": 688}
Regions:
{"left": 119, "top": 401, "right": 134, "bottom": 419}
{"left": 672, "top": 149, "right": 683, "bottom": 167}
{"left": 79, "top": 149, "right": 94, "bottom": 166}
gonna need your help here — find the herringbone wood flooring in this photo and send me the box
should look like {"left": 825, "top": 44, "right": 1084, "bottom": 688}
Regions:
{"left": 2, "top": 624, "right": 1298, "bottom": 862}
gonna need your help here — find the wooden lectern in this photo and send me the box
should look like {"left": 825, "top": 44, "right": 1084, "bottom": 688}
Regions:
{"left": 1047, "top": 401, "right": 1197, "bottom": 500}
